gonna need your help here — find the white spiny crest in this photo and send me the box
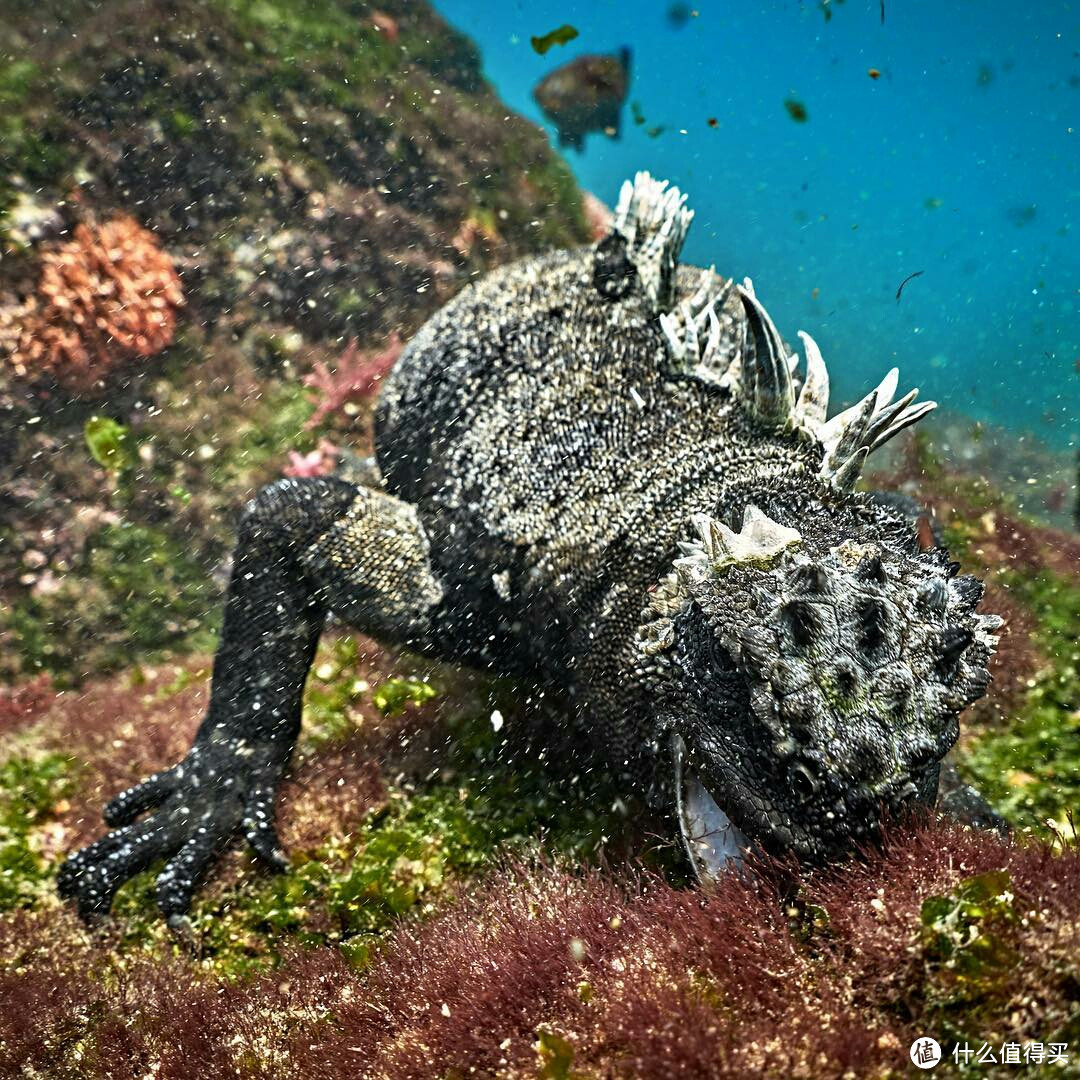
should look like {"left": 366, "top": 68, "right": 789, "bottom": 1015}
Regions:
{"left": 736, "top": 286, "right": 797, "bottom": 424}
{"left": 613, "top": 171, "right": 694, "bottom": 314}
{"left": 674, "top": 505, "right": 801, "bottom": 582}
{"left": 729, "top": 284, "right": 936, "bottom": 490}
{"left": 658, "top": 270, "right": 737, "bottom": 385}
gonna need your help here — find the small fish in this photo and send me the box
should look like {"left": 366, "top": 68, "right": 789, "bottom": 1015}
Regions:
{"left": 867, "top": 68, "right": 881, "bottom": 80}
{"left": 646, "top": 124, "right": 665, "bottom": 138}
{"left": 880, "top": 0, "right": 885, "bottom": 24}
{"left": 667, "top": 3, "right": 694, "bottom": 27}
{"left": 1006, "top": 204, "right": 1037, "bottom": 227}
{"left": 784, "top": 98, "right": 809, "bottom": 123}
{"left": 531, "top": 24, "right": 579, "bottom": 55}
{"left": 533, "top": 48, "right": 632, "bottom": 151}
{"left": 895, "top": 270, "right": 924, "bottom": 303}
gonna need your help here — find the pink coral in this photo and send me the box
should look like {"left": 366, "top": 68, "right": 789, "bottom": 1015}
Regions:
{"left": 581, "top": 191, "right": 614, "bottom": 241}
{"left": 303, "top": 333, "right": 402, "bottom": 428}
{"left": 284, "top": 439, "right": 340, "bottom": 478}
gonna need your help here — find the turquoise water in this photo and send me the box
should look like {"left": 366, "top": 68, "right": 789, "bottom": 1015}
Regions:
{"left": 438, "top": 0, "right": 1079, "bottom": 449}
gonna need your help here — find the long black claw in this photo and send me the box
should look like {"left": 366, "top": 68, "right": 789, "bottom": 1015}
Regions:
{"left": 155, "top": 825, "right": 231, "bottom": 920}
{"left": 60, "top": 820, "right": 182, "bottom": 920}
{"left": 104, "top": 768, "right": 177, "bottom": 827}
{"left": 244, "top": 788, "right": 289, "bottom": 871}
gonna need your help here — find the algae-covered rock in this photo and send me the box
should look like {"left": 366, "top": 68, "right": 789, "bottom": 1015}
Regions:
{"left": 0, "top": 6, "right": 1076, "bottom": 1076}
{"left": 0, "top": 0, "right": 586, "bottom": 345}
{"left": 0, "top": 0, "right": 589, "bottom": 681}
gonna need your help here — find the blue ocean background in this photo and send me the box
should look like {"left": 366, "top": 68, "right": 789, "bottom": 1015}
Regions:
{"left": 437, "top": 0, "right": 1079, "bottom": 452}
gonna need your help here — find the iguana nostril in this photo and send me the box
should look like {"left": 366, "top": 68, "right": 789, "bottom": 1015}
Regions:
{"left": 856, "top": 553, "right": 886, "bottom": 585}
{"left": 790, "top": 762, "right": 819, "bottom": 802}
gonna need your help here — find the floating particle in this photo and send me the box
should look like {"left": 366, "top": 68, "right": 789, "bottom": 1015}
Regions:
{"left": 646, "top": 124, "right": 665, "bottom": 138}
{"left": 667, "top": 3, "right": 699, "bottom": 27}
{"left": 895, "top": 270, "right": 924, "bottom": 303}
{"left": 531, "top": 24, "right": 579, "bottom": 55}
{"left": 1006, "top": 204, "right": 1037, "bottom": 227}
{"left": 924, "top": 196, "right": 944, "bottom": 210}
{"left": 867, "top": 68, "right": 881, "bottom": 80}
{"left": 784, "top": 98, "right": 809, "bottom": 122}
{"left": 631, "top": 100, "right": 646, "bottom": 126}
{"left": 818, "top": 0, "right": 846, "bottom": 23}
{"left": 707, "top": 116, "right": 718, "bottom": 127}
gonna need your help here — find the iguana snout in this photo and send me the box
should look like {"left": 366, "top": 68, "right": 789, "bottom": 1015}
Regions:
{"left": 639, "top": 506, "right": 1002, "bottom": 879}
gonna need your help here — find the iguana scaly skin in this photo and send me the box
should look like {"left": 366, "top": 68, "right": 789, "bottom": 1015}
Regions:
{"left": 59, "top": 174, "right": 1001, "bottom": 922}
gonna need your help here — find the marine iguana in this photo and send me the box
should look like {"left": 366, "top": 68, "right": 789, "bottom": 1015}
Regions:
{"left": 59, "top": 172, "right": 1002, "bottom": 924}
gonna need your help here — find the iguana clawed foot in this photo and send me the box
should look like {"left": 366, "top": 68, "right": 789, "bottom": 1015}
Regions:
{"left": 57, "top": 740, "right": 289, "bottom": 922}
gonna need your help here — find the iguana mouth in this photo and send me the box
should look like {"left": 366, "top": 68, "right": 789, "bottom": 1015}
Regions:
{"left": 671, "top": 733, "right": 751, "bottom": 880}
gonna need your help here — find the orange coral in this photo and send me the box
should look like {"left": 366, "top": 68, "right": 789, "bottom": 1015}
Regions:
{"left": 2, "top": 215, "right": 184, "bottom": 392}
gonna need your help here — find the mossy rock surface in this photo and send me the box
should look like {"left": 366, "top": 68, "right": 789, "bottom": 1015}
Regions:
{"left": 0, "top": 0, "right": 589, "bottom": 682}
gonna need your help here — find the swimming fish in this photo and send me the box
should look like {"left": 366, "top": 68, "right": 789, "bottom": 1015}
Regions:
{"left": 530, "top": 24, "right": 579, "bottom": 55}
{"left": 784, "top": 98, "right": 809, "bottom": 123}
{"left": 533, "top": 47, "right": 632, "bottom": 151}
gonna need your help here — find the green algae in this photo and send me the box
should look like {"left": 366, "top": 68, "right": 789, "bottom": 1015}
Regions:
{"left": 3, "top": 522, "right": 218, "bottom": 683}
{"left": 919, "top": 870, "right": 1022, "bottom": 1040}
{"left": 0, "top": 750, "right": 75, "bottom": 911}
{"left": 960, "top": 570, "right": 1080, "bottom": 832}
{"left": 83, "top": 416, "right": 136, "bottom": 474}
{"left": 536, "top": 1026, "right": 582, "bottom": 1080}
{"left": 372, "top": 676, "right": 437, "bottom": 716}
{"left": 93, "top": 667, "right": 622, "bottom": 980}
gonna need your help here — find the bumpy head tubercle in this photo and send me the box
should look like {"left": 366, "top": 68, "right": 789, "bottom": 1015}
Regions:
{"left": 674, "top": 506, "right": 801, "bottom": 581}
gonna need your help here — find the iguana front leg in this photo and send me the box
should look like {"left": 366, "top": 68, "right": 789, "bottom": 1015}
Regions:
{"left": 58, "top": 476, "right": 445, "bottom": 925}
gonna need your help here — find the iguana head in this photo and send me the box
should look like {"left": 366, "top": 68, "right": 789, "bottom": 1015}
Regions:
{"left": 638, "top": 502, "right": 1001, "bottom": 879}
{"left": 631, "top": 251, "right": 1001, "bottom": 878}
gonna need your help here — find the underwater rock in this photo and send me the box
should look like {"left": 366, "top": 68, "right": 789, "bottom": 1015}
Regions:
{"left": 0, "top": 0, "right": 590, "bottom": 681}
